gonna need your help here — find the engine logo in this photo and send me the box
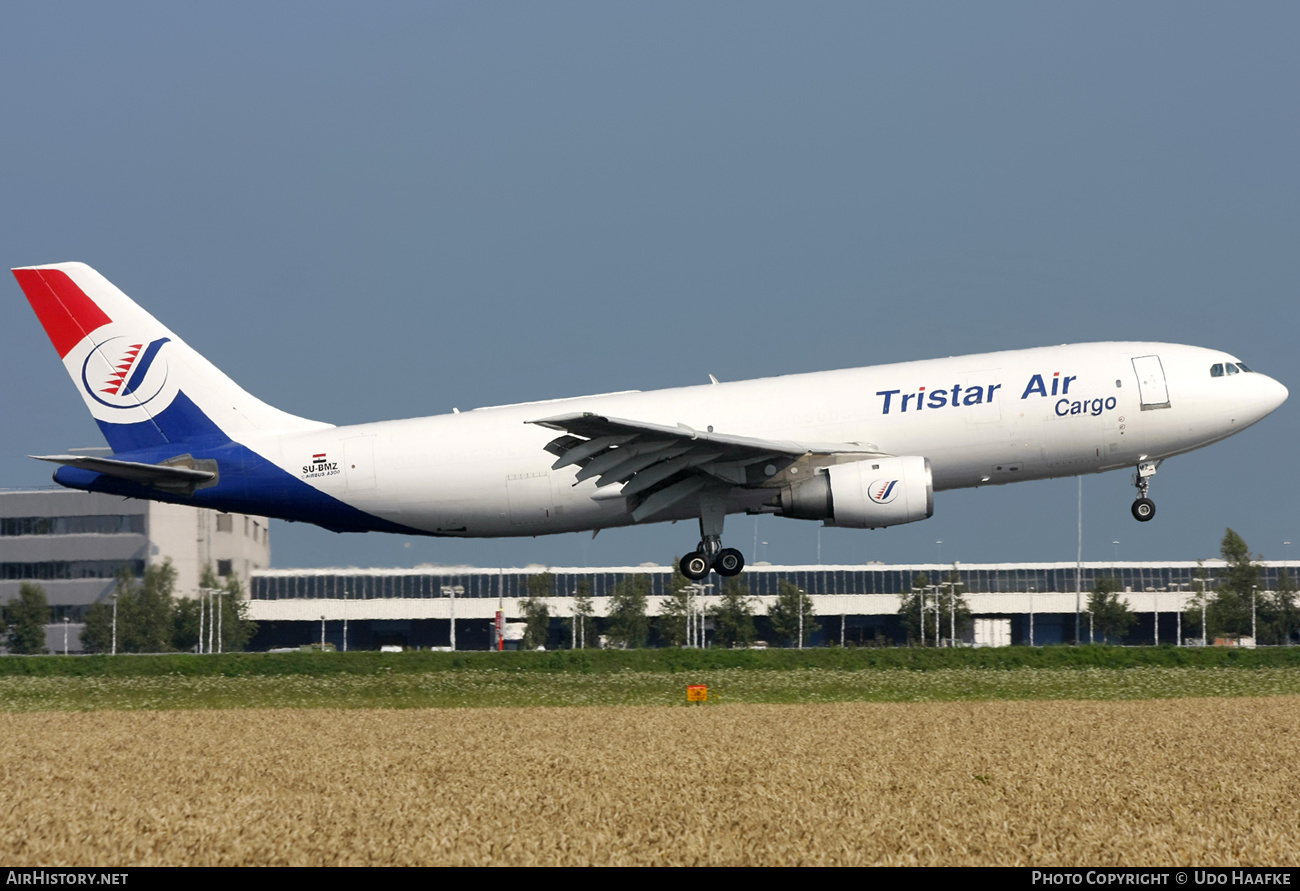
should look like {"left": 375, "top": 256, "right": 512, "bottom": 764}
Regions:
{"left": 868, "top": 479, "right": 899, "bottom": 504}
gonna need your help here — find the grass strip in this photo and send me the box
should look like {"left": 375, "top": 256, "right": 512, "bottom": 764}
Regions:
{"left": 4, "top": 665, "right": 1300, "bottom": 710}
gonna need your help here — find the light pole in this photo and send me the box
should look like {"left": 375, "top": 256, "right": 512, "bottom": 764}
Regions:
{"left": 687, "top": 583, "right": 694, "bottom": 648}
{"left": 696, "top": 580, "right": 709, "bottom": 648}
{"left": 62, "top": 616, "right": 69, "bottom": 656}
{"left": 111, "top": 593, "right": 118, "bottom": 656}
{"left": 1154, "top": 582, "right": 1164, "bottom": 645}
{"left": 918, "top": 583, "right": 926, "bottom": 647}
{"left": 441, "top": 585, "right": 463, "bottom": 650}
{"left": 940, "top": 580, "right": 956, "bottom": 647}
{"left": 922, "top": 585, "right": 940, "bottom": 646}
{"left": 1201, "top": 579, "right": 1210, "bottom": 647}
{"left": 1252, "top": 585, "right": 1257, "bottom": 644}
{"left": 1171, "top": 583, "right": 1184, "bottom": 646}
{"left": 687, "top": 582, "right": 709, "bottom": 648}
{"left": 797, "top": 588, "right": 804, "bottom": 650}
{"left": 1029, "top": 587, "right": 1035, "bottom": 647}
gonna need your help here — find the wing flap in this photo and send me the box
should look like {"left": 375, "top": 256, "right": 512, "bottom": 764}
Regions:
{"left": 528, "top": 412, "right": 888, "bottom": 523}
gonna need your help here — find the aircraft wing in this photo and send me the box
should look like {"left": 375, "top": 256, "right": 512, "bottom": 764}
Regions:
{"left": 528, "top": 412, "right": 886, "bottom": 522}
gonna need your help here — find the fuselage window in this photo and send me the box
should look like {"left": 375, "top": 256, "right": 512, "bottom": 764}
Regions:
{"left": 1210, "top": 364, "right": 1224, "bottom": 377}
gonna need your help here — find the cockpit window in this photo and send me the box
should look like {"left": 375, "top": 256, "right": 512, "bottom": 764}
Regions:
{"left": 1210, "top": 364, "right": 1224, "bottom": 377}
{"left": 1236, "top": 362, "right": 1253, "bottom": 373}
{"left": 1226, "top": 363, "right": 1240, "bottom": 375}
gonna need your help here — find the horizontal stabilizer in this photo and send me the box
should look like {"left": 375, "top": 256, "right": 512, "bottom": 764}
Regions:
{"left": 32, "top": 454, "right": 216, "bottom": 491}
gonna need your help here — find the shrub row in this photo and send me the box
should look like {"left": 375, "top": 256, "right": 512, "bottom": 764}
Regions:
{"left": 2, "top": 644, "right": 1300, "bottom": 677}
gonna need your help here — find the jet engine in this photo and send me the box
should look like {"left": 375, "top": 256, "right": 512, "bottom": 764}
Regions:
{"left": 772, "top": 456, "right": 933, "bottom": 528}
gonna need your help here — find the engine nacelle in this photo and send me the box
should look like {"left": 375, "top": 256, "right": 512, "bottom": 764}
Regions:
{"left": 774, "top": 456, "right": 933, "bottom": 529}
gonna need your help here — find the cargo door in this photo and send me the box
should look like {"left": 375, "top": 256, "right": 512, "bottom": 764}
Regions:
{"left": 506, "top": 472, "right": 554, "bottom": 527}
{"left": 1131, "top": 355, "right": 1171, "bottom": 411}
{"left": 343, "top": 435, "right": 377, "bottom": 491}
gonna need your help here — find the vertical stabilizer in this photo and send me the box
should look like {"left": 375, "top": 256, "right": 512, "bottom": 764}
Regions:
{"left": 13, "top": 262, "right": 330, "bottom": 453}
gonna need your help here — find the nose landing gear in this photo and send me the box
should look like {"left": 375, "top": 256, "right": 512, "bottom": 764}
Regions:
{"left": 1131, "top": 460, "right": 1159, "bottom": 522}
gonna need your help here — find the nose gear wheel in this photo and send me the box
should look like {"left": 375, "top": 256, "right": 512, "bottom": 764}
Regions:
{"left": 1130, "top": 460, "right": 1159, "bottom": 523}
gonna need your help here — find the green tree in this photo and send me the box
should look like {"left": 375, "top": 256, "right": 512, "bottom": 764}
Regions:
{"left": 565, "top": 578, "right": 597, "bottom": 649}
{"left": 520, "top": 571, "right": 554, "bottom": 649}
{"left": 1182, "top": 561, "right": 1212, "bottom": 645}
{"left": 135, "top": 561, "right": 178, "bottom": 652}
{"left": 173, "top": 594, "right": 200, "bottom": 653}
{"left": 932, "top": 566, "right": 972, "bottom": 645}
{"left": 216, "top": 573, "right": 257, "bottom": 652}
{"left": 710, "top": 575, "right": 757, "bottom": 648}
{"left": 172, "top": 567, "right": 258, "bottom": 653}
{"left": 655, "top": 566, "right": 696, "bottom": 647}
{"left": 1264, "top": 568, "right": 1299, "bottom": 646}
{"left": 1088, "top": 576, "right": 1135, "bottom": 644}
{"left": 82, "top": 597, "right": 114, "bottom": 655}
{"left": 5, "top": 582, "right": 51, "bottom": 654}
{"left": 605, "top": 574, "right": 650, "bottom": 648}
{"left": 1207, "top": 529, "right": 1260, "bottom": 638}
{"left": 767, "top": 579, "right": 818, "bottom": 647}
{"left": 83, "top": 561, "right": 177, "bottom": 654}
{"left": 896, "top": 572, "right": 931, "bottom": 645}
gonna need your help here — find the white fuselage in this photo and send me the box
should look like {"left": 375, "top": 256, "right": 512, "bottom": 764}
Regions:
{"left": 247, "top": 341, "right": 1287, "bottom": 537}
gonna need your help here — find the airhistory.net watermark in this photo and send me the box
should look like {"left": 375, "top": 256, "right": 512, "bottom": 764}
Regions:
{"left": 5, "top": 873, "right": 127, "bottom": 885}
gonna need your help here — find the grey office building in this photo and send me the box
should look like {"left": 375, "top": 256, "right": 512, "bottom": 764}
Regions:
{"left": 1, "top": 489, "right": 271, "bottom": 652}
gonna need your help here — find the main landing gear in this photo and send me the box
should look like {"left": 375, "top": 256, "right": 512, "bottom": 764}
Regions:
{"left": 680, "top": 544, "right": 745, "bottom": 580}
{"left": 679, "top": 490, "right": 746, "bottom": 580}
{"left": 1131, "top": 460, "right": 1159, "bottom": 522}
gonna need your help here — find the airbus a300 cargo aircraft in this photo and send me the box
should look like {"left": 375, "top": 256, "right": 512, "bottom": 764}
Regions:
{"left": 12, "top": 263, "right": 1289, "bottom": 579}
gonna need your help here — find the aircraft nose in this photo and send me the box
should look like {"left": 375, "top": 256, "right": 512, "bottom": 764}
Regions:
{"left": 1252, "top": 373, "right": 1288, "bottom": 418}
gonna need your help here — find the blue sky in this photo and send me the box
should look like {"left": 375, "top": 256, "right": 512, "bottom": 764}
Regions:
{"left": 3, "top": 3, "right": 1297, "bottom": 571}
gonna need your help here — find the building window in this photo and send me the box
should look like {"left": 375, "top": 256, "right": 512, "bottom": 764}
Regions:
{"left": 1, "top": 515, "right": 145, "bottom": 536}
{"left": 216, "top": 515, "right": 233, "bottom": 533}
{"left": 1, "top": 559, "right": 143, "bottom": 580}
{"left": 217, "top": 559, "right": 233, "bottom": 577}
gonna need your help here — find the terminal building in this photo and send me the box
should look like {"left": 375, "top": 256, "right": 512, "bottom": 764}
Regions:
{"left": 245, "top": 560, "right": 1299, "bottom": 651}
{"left": 1, "top": 489, "right": 271, "bottom": 651}
{"left": 5, "top": 489, "right": 1293, "bottom": 652}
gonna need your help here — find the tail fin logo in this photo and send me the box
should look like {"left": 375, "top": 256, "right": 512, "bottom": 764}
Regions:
{"left": 81, "top": 336, "right": 171, "bottom": 409}
{"left": 868, "top": 479, "right": 899, "bottom": 504}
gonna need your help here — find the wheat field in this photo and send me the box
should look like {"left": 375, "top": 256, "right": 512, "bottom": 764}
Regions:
{"left": 3, "top": 698, "right": 1298, "bottom": 866}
